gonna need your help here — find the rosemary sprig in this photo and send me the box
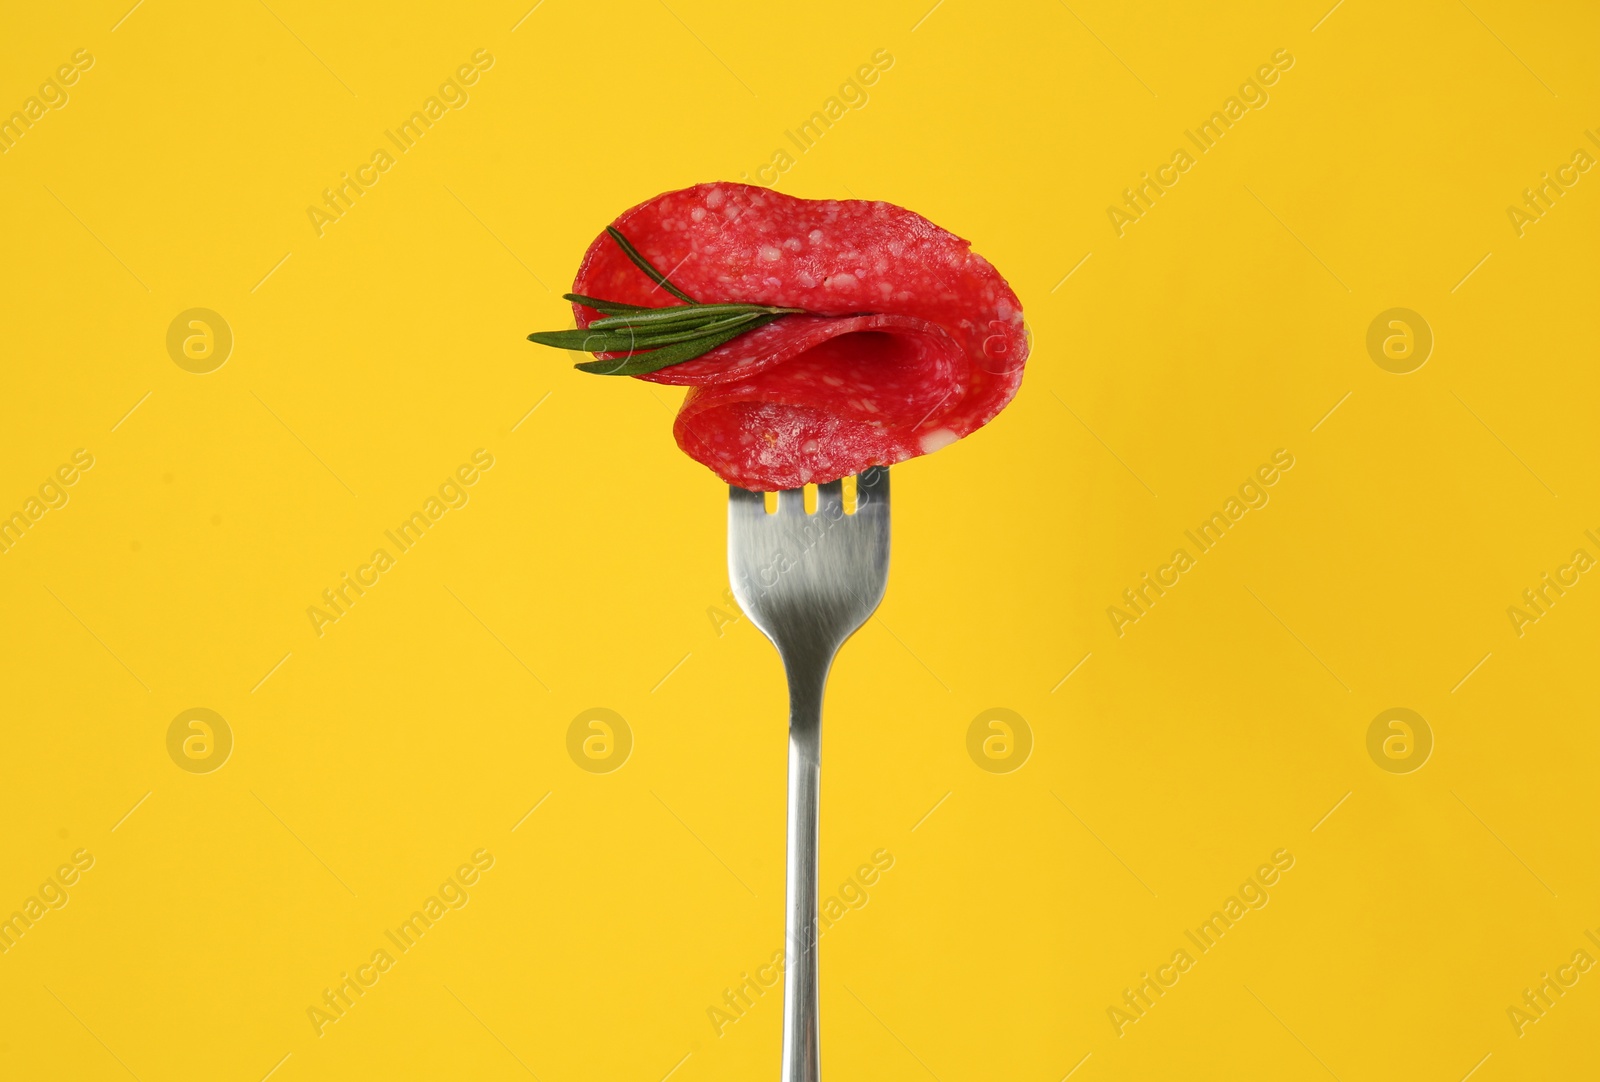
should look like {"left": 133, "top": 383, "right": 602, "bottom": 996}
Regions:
{"left": 526, "top": 228, "right": 806, "bottom": 376}
{"left": 529, "top": 311, "right": 775, "bottom": 354}
{"left": 574, "top": 316, "right": 784, "bottom": 377}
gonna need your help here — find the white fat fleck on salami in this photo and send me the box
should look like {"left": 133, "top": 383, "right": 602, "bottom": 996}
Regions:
{"left": 571, "top": 182, "right": 1028, "bottom": 489}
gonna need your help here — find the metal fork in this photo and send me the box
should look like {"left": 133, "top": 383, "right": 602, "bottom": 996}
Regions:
{"left": 728, "top": 467, "right": 891, "bottom": 1082}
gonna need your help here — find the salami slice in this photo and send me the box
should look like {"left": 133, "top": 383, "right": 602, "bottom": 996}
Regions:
{"left": 568, "top": 183, "right": 1028, "bottom": 490}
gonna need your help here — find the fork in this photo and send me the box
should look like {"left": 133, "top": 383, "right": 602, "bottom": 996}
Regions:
{"left": 728, "top": 467, "right": 891, "bottom": 1082}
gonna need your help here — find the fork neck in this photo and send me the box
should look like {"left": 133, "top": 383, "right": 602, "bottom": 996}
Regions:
{"left": 782, "top": 651, "right": 832, "bottom": 741}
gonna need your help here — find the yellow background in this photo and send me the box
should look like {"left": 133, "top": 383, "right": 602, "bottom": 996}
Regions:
{"left": 2, "top": 0, "right": 1597, "bottom": 1078}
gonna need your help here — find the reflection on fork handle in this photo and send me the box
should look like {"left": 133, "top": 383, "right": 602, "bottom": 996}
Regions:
{"left": 780, "top": 659, "right": 827, "bottom": 1082}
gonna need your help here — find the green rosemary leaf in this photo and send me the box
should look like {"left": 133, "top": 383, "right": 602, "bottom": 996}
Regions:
{"left": 527, "top": 328, "right": 689, "bottom": 352}
{"left": 586, "top": 305, "right": 707, "bottom": 331}
{"left": 612, "top": 312, "right": 769, "bottom": 346}
{"left": 527, "top": 312, "right": 770, "bottom": 354}
{"left": 563, "top": 293, "right": 655, "bottom": 313}
{"left": 574, "top": 315, "right": 781, "bottom": 376}
{"left": 526, "top": 328, "right": 631, "bottom": 351}
{"left": 606, "top": 226, "right": 697, "bottom": 304}
{"left": 588, "top": 302, "right": 804, "bottom": 332}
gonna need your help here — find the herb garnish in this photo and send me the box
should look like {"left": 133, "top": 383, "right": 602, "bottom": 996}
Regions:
{"left": 527, "top": 227, "right": 806, "bottom": 377}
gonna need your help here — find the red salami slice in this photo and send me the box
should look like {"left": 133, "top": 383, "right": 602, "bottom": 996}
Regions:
{"left": 570, "top": 183, "right": 1028, "bottom": 490}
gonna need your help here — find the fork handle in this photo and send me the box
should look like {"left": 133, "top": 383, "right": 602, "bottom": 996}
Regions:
{"left": 780, "top": 658, "right": 827, "bottom": 1082}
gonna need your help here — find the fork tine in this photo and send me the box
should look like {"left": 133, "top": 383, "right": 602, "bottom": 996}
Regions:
{"left": 729, "top": 484, "right": 766, "bottom": 516}
{"left": 777, "top": 487, "right": 807, "bottom": 515}
{"left": 816, "top": 479, "right": 843, "bottom": 516}
{"left": 855, "top": 466, "right": 890, "bottom": 509}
